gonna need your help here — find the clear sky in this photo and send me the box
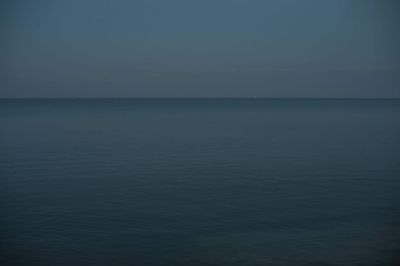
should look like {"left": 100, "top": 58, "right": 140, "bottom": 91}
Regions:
{"left": 1, "top": 0, "right": 399, "bottom": 98}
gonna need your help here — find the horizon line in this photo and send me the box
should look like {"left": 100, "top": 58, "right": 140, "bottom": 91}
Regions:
{"left": 0, "top": 97, "right": 399, "bottom": 100}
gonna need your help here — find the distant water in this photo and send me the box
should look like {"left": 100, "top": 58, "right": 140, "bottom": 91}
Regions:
{"left": 1, "top": 98, "right": 400, "bottom": 266}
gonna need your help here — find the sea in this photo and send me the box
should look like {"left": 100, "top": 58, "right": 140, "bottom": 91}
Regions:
{"left": 0, "top": 98, "right": 399, "bottom": 266}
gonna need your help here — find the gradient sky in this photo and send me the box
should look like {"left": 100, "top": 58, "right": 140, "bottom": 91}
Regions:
{"left": 1, "top": 0, "right": 399, "bottom": 98}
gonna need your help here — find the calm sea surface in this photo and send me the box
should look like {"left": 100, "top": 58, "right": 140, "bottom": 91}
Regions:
{"left": 0, "top": 99, "right": 399, "bottom": 266}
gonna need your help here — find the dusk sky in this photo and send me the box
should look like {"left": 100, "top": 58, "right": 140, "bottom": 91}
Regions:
{"left": 1, "top": 0, "right": 399, "bottom": 98}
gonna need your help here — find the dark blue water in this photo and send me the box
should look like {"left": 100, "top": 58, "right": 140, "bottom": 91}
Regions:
{"left": 1, "top": 99, "right": 399, "bottom": 266}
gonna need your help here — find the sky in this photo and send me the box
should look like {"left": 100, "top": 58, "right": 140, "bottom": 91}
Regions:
{"left": 1, "top": 0, "right": 399, "bottom": 98}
